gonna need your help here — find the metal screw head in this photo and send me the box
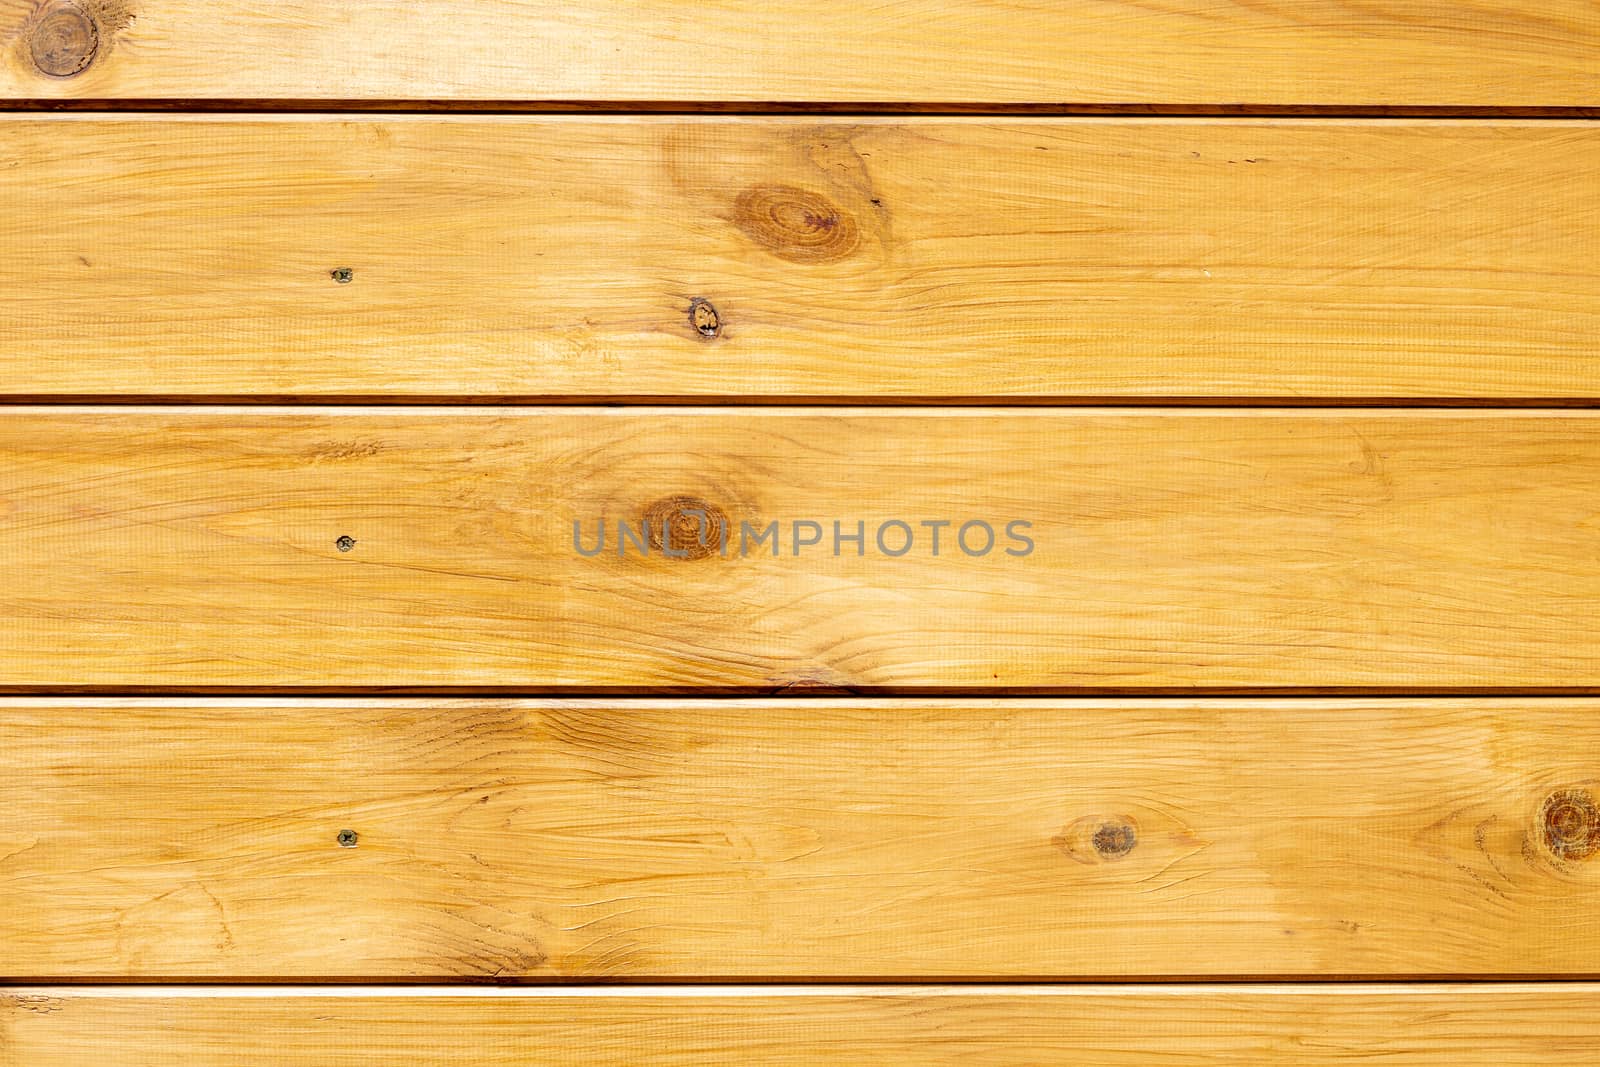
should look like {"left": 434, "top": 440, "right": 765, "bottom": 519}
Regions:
{"left": 336, "top": 829, "right": 359, "bottom": 848}
{"left": 335, "top": 535, "right": 356, "bottom": 552}
{"left": 330, "top": 267, "right": 354, "bottom": 284}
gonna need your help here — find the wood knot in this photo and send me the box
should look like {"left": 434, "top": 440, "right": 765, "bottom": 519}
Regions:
{"left": 29, "top": 2, "right": 98, "bottom": 77}
{"left": 733, "top": 184, "right": 859, "bottom": 264}
{"left": 1092, "top": 822, "right": 1137, "bottom": 857}
{"left": 643, "top": 496, "right": 728, "bottom": 561}
{"left": 1054, "top": 814, "right": 1139, "bottom": 865}
{"left": 688, "top": 298, "right": 721, "bottom": 339}
{"left": 1541, "top": 788, "right": 1599, "bottom": 862}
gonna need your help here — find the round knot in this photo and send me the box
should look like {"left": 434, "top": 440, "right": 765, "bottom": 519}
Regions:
{"left": 1541, "top": 788, "right": 1599, "bottom": 862}
{"left": 30, "top": 3, "right": 99, "bottom": 78}
{"left": 643, "top": 496, "right": 729, "bottom": 561}
{"left": 733, "top": 184, "right": 860, "bottom": 264}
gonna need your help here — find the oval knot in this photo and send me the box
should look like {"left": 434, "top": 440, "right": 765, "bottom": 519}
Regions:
{"left": 733, "top": 184, "right": 860, "bottom": 264}
{"left": 1054, "top": 814, "right": 1139, "bottom": 865}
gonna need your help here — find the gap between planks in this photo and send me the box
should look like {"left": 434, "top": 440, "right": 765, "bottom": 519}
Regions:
{"left": 8, "top": 983, "right": 1600, "bottom": 994}
{"left": 5, "top": 102, "right": 1600, "bottom": 116}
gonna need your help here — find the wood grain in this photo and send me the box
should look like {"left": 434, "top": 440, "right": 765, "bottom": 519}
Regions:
{"left": 2, "top": 407, "right": 1600, "bottom": 690}
{"left": 4, "top": 985, "right": 1600, "bottom": 1063}
{"left": 3, "top": 117, "right": 1600, "bottom": 400}
{"left": 0, "top": 0, "right": 1598, "bottom": 107}
{"left": 3, "top": 697, "right": 1600, "bottom": 978}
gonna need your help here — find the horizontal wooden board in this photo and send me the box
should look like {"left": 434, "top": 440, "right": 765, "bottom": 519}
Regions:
{"left": 4, "top": 986, "right": 1600, "bottom": 1063}
{"left": 3, "top": 117, "right": 1600, "bottom": 400}
{"left": 4, "top": 697, "right": 1600, "bottom": 978}
{"left": 2, "top": 408, "right": 1600, "bottom": 690}
{"left": 0, "top": 1, "right": 1598, "bottom": 107}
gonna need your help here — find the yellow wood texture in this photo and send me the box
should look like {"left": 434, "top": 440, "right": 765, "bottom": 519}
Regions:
{"left": 0, "top": 0, "right": 1597, "bottom": 106}
{"left": 3, "top": 697, "right": 1599, "bottom": 978}
{"left": 5, "top": 985, "right": 1600, "bottom": 1064}
{"left": 2, "top": 117, "right": 1600, "bottom": 400}
{"left": 2, "top": 407, "right": 1600, "bottom": 690}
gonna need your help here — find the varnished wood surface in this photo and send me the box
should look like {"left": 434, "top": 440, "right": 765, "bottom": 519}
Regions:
{"left": 4, "top": 985, "right": 1600, "bottom": 1063}
{"left": 3, "top": 117, "right": 1600, "bottom": 400}
{"left": 1, "top": 408, "right": 1600, "bottom": 690}
{"left": 6, "top": 0, "right": 1592, "bottom": 1055}
{"left": 0, "top": 1, "right": 1598, "bottom": 107}
{"left": 3, "top": 697, "right": 1599, "bottom": 978}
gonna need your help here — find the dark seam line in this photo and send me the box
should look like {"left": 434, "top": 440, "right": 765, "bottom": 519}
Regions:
{"left": 2, "top": 100, "right": 1600, "bottom": 117}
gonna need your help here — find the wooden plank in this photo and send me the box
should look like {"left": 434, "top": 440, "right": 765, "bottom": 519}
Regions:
{"left": 2, "top": 408, "right": 1600, "bottom": 691}
{"left": 0, "top": 1, "right": 1598, "bottom": 107}
{"left": 2, "top": 117, "right": 1600, "bottom": 401}
{"left": 4, "top": 697, "right": 1600, "bottom": 978}
{"left": 5, "top": 986, "right": 1600, "bottom": 1063}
